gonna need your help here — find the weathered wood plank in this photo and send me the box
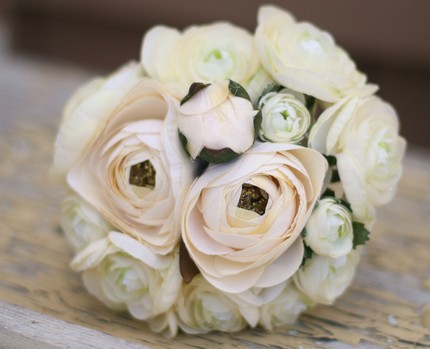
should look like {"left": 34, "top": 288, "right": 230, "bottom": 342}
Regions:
{"left": 0, "top": 302, "right": 150, "bottom": 349}
{"left": 0, "top": 23, "right": 429, "bottom": 349}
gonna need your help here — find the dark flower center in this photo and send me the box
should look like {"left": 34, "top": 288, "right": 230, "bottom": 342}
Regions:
{"left": 237, "top": 184, "right": 269, "bottom": 216}
{"left": 129, "top": 160, "right": 156, "bottom": 189}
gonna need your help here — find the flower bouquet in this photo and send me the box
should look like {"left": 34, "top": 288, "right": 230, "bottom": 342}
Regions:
{"left": 52, "top": 5, "right": 406, "bottom": 336}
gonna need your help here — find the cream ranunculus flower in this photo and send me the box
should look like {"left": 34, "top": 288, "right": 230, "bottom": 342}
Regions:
{"left": 148, "top": 311, "right": 178, "bottom": 338}
{"left": 308, "top": 96, "right": 406, "bottom": 224}
{"left": 294, "top": 251, "right": 360, "bottom": 305}
{"left": 258, "top": 90, "right": 311, "bottom": 143}
{"left": 255, "top": 5, "right": 377, "bottom": 102}
{"left": 176, "top": 275, "right": 248, "bottom": 334}
{"left": 71, "top": 232, "right": 181, "bottom": 320}
{"left": 182, "top": 142, "right": 327, "bottom": 293}
{"left": 259, "top": 282, "right": 313, "bottom": 331}
{"left": 60, "top": 195, "right": 112, "bottom": 251}
{"left": 304, "top": 198, "right": 353, "bottom": 258}
{"left": 177, "top": 80, "right": 258, "bottom": 162}
{"left": 67, "top": 80, "right": 193, "bottom": 255}
{"left": 51, "top": 62, "right": 143, "bottom": 184}
{"left": 141, "top": 22, "right": 260, "bottom": 96}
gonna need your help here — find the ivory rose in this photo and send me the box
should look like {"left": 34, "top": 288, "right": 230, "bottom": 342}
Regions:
{"left": 176, "top": 275, "right": 248, "bottom": 334}
{"left": 60, "top": 195, "right": 112, "bottom": 251}
{"left": 255, "top": 5, "right": 377, "bottom": 102}
{"left": 294, "top": 251, "right": 360, "bottom": 304}
{"left": 308, "top": 96, "right": 406, "bottom": 224}
{"left": 141, "top": 22, "right": 260, "bottom": 96}
{"left": 258, "top": 89, "right": 311, "bottom": 143}
{"left": 67, "top": 80, "right": 193, "bottom": 254}
{"left": 177, "top": 80, "right": 258, "bottom": 162}
{"left": 259, "top": 282, "right": 312, "bottom": 331}
{"left": 182, "top": 142, "right": 327, "bottom": 293}
{"left": 51, "top": 62, "right": 143, "bottom": 184}
{"left": 71, "top": 232, "right": 181, "bottom": 320}
{"left": 304, "top": 198, "right": 353, "bottom": 258}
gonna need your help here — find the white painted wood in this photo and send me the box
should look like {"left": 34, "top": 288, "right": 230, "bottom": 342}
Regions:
{"left": 0, "top": 302, "right": 149, "bottom": 349}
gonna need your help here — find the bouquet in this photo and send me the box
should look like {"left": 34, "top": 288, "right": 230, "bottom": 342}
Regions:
{"left": 51, "top": 5, "right": 406, "bottom": 336}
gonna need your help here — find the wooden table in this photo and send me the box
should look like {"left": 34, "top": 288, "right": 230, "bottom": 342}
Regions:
{"left": 0, "top": 28, "right": 429, "bottom": 349}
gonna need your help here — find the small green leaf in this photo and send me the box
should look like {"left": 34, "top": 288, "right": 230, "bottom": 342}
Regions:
{"left": 324, "top": 155, "right": 337, "bottom": 167}
{"left": 331, "top": 169, "right": 340, "bottom": 183}
{"left": 180, "top": 82, "right": 210, "bottom": 106}
{"left": 301, "top": 243, "right": 313, "bottom": 267}
{"left": 194, "top": 158, "right": 209, "bottom": 177}
{"left": 352, "top": 222, "right": 370, "bottom": 248}
{"left": 322, "top": 188, "right": 336, "bottom": 198}
{"left": 305, "top": 95, "right": 316, "bottom": 110}
{"left": 178, "top": 131, "right": 188, "bottom": 152}
{"left": 198, "top": 147, "right": 241, "bottom": 164}
{"left": 338, "top": 199, "right": 352, "bottom": 213}
{"left": 254, "top": 110, "right": 262, "bottom": 139}
{"left": 257, "top": 83, "right": 283, "bottom": 106}
{"left": 301, "top": 227, "right": 307, "bottom": 238}
{"left": 228, "top": 80, "right": 251, "bottom": 102}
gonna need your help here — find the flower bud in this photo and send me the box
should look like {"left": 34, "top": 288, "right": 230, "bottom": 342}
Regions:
{"left": 177, "top": 80, "right": 259, "bottom": 163}
{"left": 258, "top": 90, "right": 311, "bottom": 143}
{"left": 304, "top": 197, "right": 353, "bottom": 258}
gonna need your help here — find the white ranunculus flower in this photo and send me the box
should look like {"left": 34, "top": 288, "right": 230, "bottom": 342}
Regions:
{"left": 182, "top": 142, "right": 327, "bottom": 293}
{"left": 258, "top": 90, "right": 311, "bottom": 143}
{"left": 259, "top": 282, "right": 312, "bottom": 331}
{"left": 308, "top": 96, "right": 406, "bottom": 224}
{"left": 294, "top": 251, "right": 360, "bottom": 305}
{"left": 71, "top": 232, "right": 181, "bottom": 320}
{"left": 60, "top": 195, "right": 112, "bottom": 251}
{"left": 176, "top": 275, "right": 248, "bottom": 334}
{"left": 67, "top": 80, "right": 193, "bottom": 254}
{"left": 147, "top": 311, "right": 178, "bottom": 338}
{"left": 51, "top": 62, "right": 143, "bottom": 184}
{"left": 141, "top": 22, "right": 260, "bottom": 96}
{"left": 304, "top": 198, "right": 353, "bottom": 258}
{"left": 177, "top": 80, "right": 258, "bottom": 162}
{"left": 255, "top": 5, "right": 377, "bottom": 102}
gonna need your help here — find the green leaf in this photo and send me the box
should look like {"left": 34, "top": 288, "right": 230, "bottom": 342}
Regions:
{"left": 178, "top": 131, "right": 188, "bottom": 153}
{"left": 257, "top": 82, "right": 283, "bottom": 106}
{"left": 301, "top": 243, "right": 313, "bottom": 267}
{"left": 198, "top": 147, "right": 241, "bottom": 164}
{"left": 322, "top": 188, "right": 336, "bottom": 198}
{"left": 331, "top": 169, "right": 341, "bottom": 183}
{"left": 180, "top": 82, "right": 210, "bottom": 106}
{"left": 194, "top": 158, "right": 209, "bottom": 177}
{"left": 352, "top": 222, "right": 370, "bottom": 248}
{"left": 228, "top": 80, "right": 251, "bottom": 102}
{"left": 324, "top": 155, "right": 337, "bottom": 167}
{"left": 305, "top": 95, "right": 316, "bottom": 110}
{"left": 338, "top": 199, "right": 352, "bottom": 213}
{"left": 254, "top": 110, "right": 262, "bottom": 139}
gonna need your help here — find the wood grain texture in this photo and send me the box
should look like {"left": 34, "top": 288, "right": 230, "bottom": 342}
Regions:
{"left": 0, "top": 26, "right": 429, "bottom": 349}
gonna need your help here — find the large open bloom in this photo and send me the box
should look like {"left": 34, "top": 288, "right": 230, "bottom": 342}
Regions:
{"left": 182, "top": 142, "right": 327, "bottom": 293}
{"left": 142, "top": 22, "right": 260, "bottom": 96}
{"left": 309, "top": 96, "right": 406, "bottom": 225}
{"left": 71, "top": 232, "right": 181, "bottom": 320}
{"left": 255, "top": 5, "right": 377, "bottom": 102}
{"left": 294, "top": 251, "right": 360, "bottom": 304}
{"left": 51, "top": 62, "right": 143, "bottom": 184}
{"left": 67, "top": 80, "right": 193, "bottom": 254}
{"left": 176, "top": 275, "right": 248, "bottom": 334}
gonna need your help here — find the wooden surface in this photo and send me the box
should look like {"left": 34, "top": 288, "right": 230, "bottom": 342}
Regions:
{"left": 0, "top": 26, "right": 430, "bottom": 349}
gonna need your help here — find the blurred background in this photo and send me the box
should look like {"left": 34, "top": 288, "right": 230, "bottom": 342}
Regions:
{"left": 1, "top": 0, "right": 429, "bottom": 149}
